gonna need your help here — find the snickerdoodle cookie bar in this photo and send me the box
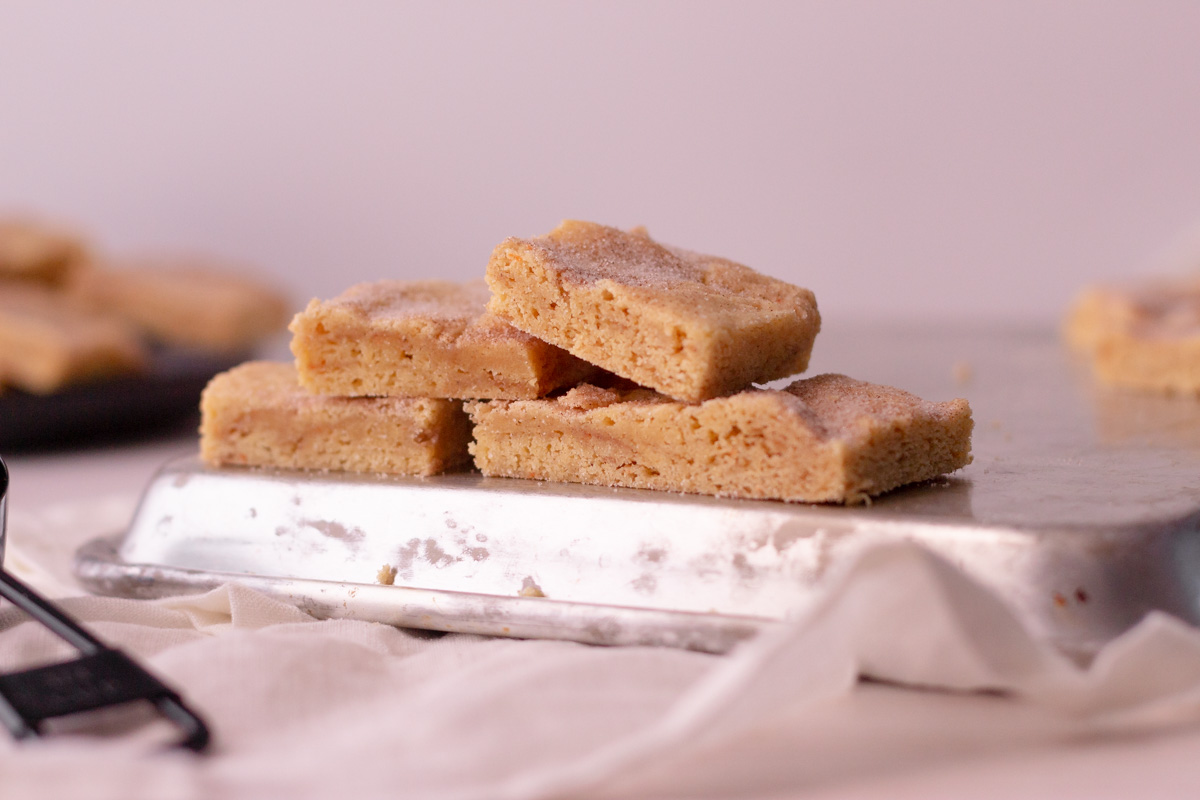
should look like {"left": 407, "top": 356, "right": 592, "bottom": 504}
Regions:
{"left": 0, "top": 284, "right": 146, "bottom": 394}
{"left": 69, "top": 259, "right": 290, "bottom": 352}
{"left": 200, "top": 361, "right": 472, "bottom": 475}
{"left": 485, "top": 221, "right": 820, "bottom": 402}
{"left": 0, "top": 219, "right": 88, "bottom": 285}
{"left": 290, "top": 279, "right": 598, "bottom": 400}
{"left": 1065, "top": 278, "right": 1200, "bottom": 393}
{"left": 467, "top": 373, "right": 972, "bottom": 504}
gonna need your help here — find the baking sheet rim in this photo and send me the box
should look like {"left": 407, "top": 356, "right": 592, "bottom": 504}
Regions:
{"left": 74, "top": 536, "right": 775, "bottom": 653}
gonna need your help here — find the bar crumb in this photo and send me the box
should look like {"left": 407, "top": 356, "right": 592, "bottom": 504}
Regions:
{"left": 377, "top": 565, "right": 398, "bottom": 586}
{"left": 518, "top": 577, "right": 545, "bottom": 598}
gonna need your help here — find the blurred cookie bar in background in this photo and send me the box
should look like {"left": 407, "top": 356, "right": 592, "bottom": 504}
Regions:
{"left": 68, "top": 257, "right": 291, "bottom": 353}
{"left": 0, "top": 212, "right": 290, "bottom": 447}
{"left": 1065, "top": 277, "right": 1200, "bottom": 394}
{"left": 0, "top": 282, "right": 147, "bottom": 394}
{"left": 0, "top": 219, "right": 89, "bottom": 286}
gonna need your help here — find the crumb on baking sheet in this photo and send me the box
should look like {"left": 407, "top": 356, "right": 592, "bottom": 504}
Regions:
{"left": 377, "top": 564, "right": 397, "bottom": 585}
{"left": 518, "top": 577, "right": 545, "bottom": 598}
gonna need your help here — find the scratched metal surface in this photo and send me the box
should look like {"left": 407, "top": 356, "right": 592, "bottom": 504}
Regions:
{"left": 74, "top": 324, "right": 1200, "bottom": 655}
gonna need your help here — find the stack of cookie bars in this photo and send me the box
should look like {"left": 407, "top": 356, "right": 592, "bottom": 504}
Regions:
{"left": 201, "top": 220, "right": 973, "bottom": 504}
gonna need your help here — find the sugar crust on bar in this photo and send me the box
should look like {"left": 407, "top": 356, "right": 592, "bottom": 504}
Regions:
{"left": 0, "top": 284, "right": 146, "bottom": 394}
{"left": 200, "top": 361, "right": 472, "bottom": 475}
{"left": 1065, "top": 278, "right": 1200, "bottom": 393}
{"left": 485, "top": 220, "right": 821, "bottom": 402}
{"left": 69, "top": 259, "right": 290, "bottom": 352}
{"left": 0, "top": 219, "right": 88, "bottom": 285}
{"left": 290, "top": 279, "right": 599, "bottom": 400}
{"left": 467, "top": 373, "right": 973, "bottom": 504}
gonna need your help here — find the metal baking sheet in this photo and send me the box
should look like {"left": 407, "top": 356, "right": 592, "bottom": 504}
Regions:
{"left": 74, "top": 325, "right": 1200, "bottom": 655}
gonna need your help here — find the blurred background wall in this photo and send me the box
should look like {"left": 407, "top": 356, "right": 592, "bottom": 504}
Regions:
{"left": 1, "top": 1, "right": 1198, "bottom": 324}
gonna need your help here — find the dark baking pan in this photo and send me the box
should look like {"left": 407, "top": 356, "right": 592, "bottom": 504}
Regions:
{"left": 0, "top": 347, "right": 244, "bottom": 451}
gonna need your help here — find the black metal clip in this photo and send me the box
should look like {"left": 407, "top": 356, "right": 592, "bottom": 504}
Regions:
{"left": 0, "top": 456, "right": 209, "bottom": 752}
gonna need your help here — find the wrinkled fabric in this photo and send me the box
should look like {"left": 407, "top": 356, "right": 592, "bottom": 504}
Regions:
{"left": 3, "top": 497, "right": 1200, "bottom": 799}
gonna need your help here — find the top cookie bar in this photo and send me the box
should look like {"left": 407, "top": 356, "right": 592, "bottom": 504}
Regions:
{"left": 485, "top": 221, "right": 820, "bottom": 402}
{"left": 290, "top": 279, "right": 599, "bottom": 400}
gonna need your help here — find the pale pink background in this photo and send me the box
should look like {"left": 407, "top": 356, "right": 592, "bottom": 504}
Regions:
{"left": 1, "top": 1, "right": 1198, "bottom": 323}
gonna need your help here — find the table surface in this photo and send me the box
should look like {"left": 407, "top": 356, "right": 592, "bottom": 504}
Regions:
{"left": 4, "top": 321, "right": 1200, "bottom": 799}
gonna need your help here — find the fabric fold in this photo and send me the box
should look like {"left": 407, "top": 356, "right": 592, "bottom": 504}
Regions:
{"left": 7, "top": 499, "right": 1200, "bottom": 799}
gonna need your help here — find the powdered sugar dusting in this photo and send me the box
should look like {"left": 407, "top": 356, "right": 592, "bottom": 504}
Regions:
{"left": 531, "top": 221, "right": 701, "bottom": 288}
{"left": 779, "top": 373, "right": 966, "bottom": 440}
{"left": 321, "top": 279, "right": 543, "bottom": 345}
{"left": 334, "top": 279, "right": 490, "bottom": 323}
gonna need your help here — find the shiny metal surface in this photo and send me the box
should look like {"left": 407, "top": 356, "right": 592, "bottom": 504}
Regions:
{"left": 75, "top": 324, "right": 1200, "bottom": 654}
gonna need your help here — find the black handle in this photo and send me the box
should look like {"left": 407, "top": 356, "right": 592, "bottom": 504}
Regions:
{"left": 0, "top": 455, "right": 210, "bottom": 752}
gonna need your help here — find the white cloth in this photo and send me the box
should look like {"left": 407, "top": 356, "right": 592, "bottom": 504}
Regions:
{"left": 3, "top": 496, "right": 1200, "bottom": 799}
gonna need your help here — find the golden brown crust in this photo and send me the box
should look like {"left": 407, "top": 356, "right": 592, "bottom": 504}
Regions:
{"left": 289, "top": 279, "right": 598, "bottom": 400}
{"left": 485, "top": 221, "right": 820, "bottom": 402}
{"left": 199, "top": 361, "right": 472, "bottom": 475}
{"left": 467, "top": 373, "right": 972, "bottom": 504}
